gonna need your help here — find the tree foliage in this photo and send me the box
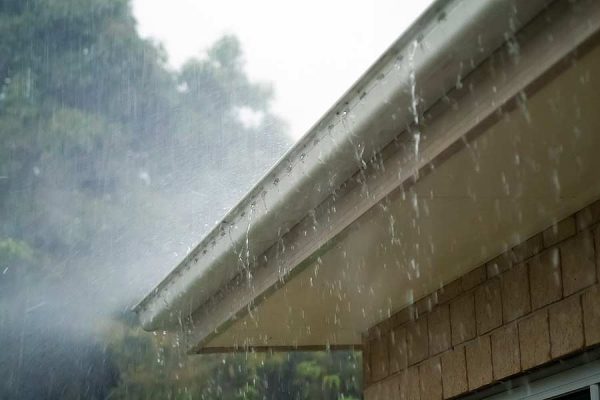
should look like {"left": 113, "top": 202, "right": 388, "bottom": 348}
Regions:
{"left": 107, "top": 319, "right": 361, "bottom": 400}
{"left": 0, "top": 0, "right": 361, "bottom": 398}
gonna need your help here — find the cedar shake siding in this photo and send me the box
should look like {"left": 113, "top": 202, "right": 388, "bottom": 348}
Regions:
{"left": 363, "top": 199, "right": 600, "bottom": 399}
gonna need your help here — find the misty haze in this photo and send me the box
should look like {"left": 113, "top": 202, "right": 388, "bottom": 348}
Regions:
{"left": 3, "top": 0, "right": 600, "bottom": 399}
{"left": 0, "top": 0, "right": 362, "bottom": 398}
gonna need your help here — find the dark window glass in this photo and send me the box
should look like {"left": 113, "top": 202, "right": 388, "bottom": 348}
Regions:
{"left": 554, "top": 388, "right": 591, "bottom": 400}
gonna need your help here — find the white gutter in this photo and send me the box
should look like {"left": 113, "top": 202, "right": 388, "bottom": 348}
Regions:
{"left": 134, "top": 0, "right": 551, "bottom": 331}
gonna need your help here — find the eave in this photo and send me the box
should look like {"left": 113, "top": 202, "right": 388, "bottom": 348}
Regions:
{"left": 134, "top": 0, "right": 600, "bottom": 354}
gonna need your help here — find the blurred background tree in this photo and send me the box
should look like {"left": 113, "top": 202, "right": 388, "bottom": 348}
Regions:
{"left": 0, "top": 0, "right": 361, "bottom": 398}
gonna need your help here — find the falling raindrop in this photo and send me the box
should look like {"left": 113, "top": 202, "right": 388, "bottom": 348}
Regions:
{"left": 408, "top": 40, "right": 422, "bottom": 161}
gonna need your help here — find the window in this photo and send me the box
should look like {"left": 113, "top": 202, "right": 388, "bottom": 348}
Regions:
{"left": 485, "top": 359, "right": 600, "bottom": 400}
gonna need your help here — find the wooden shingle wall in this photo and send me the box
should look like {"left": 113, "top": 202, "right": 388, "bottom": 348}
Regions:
{"left": 363, "top": 199, "right": 600, "bottom": 400}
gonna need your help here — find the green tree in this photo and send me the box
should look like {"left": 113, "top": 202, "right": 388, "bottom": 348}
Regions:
{"left": 0, "top": 1, "right": 361, "bottom": 399}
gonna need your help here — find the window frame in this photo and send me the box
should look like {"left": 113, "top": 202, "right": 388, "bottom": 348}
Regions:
{"left": 486, "top": 359, "right": 600, "bottom": 400}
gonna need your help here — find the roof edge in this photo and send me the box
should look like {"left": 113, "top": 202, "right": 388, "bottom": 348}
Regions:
{"left": 135, "top": 0, "right": 552, "bottom": 331}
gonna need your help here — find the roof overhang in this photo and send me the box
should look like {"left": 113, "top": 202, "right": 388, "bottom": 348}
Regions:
{"left": 135, "top": 0, "right": 600, "bottom": 353}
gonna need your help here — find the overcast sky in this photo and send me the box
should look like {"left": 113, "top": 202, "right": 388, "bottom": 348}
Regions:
{"left": 132, "top": 0, "right": 433, "bottom": 140}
